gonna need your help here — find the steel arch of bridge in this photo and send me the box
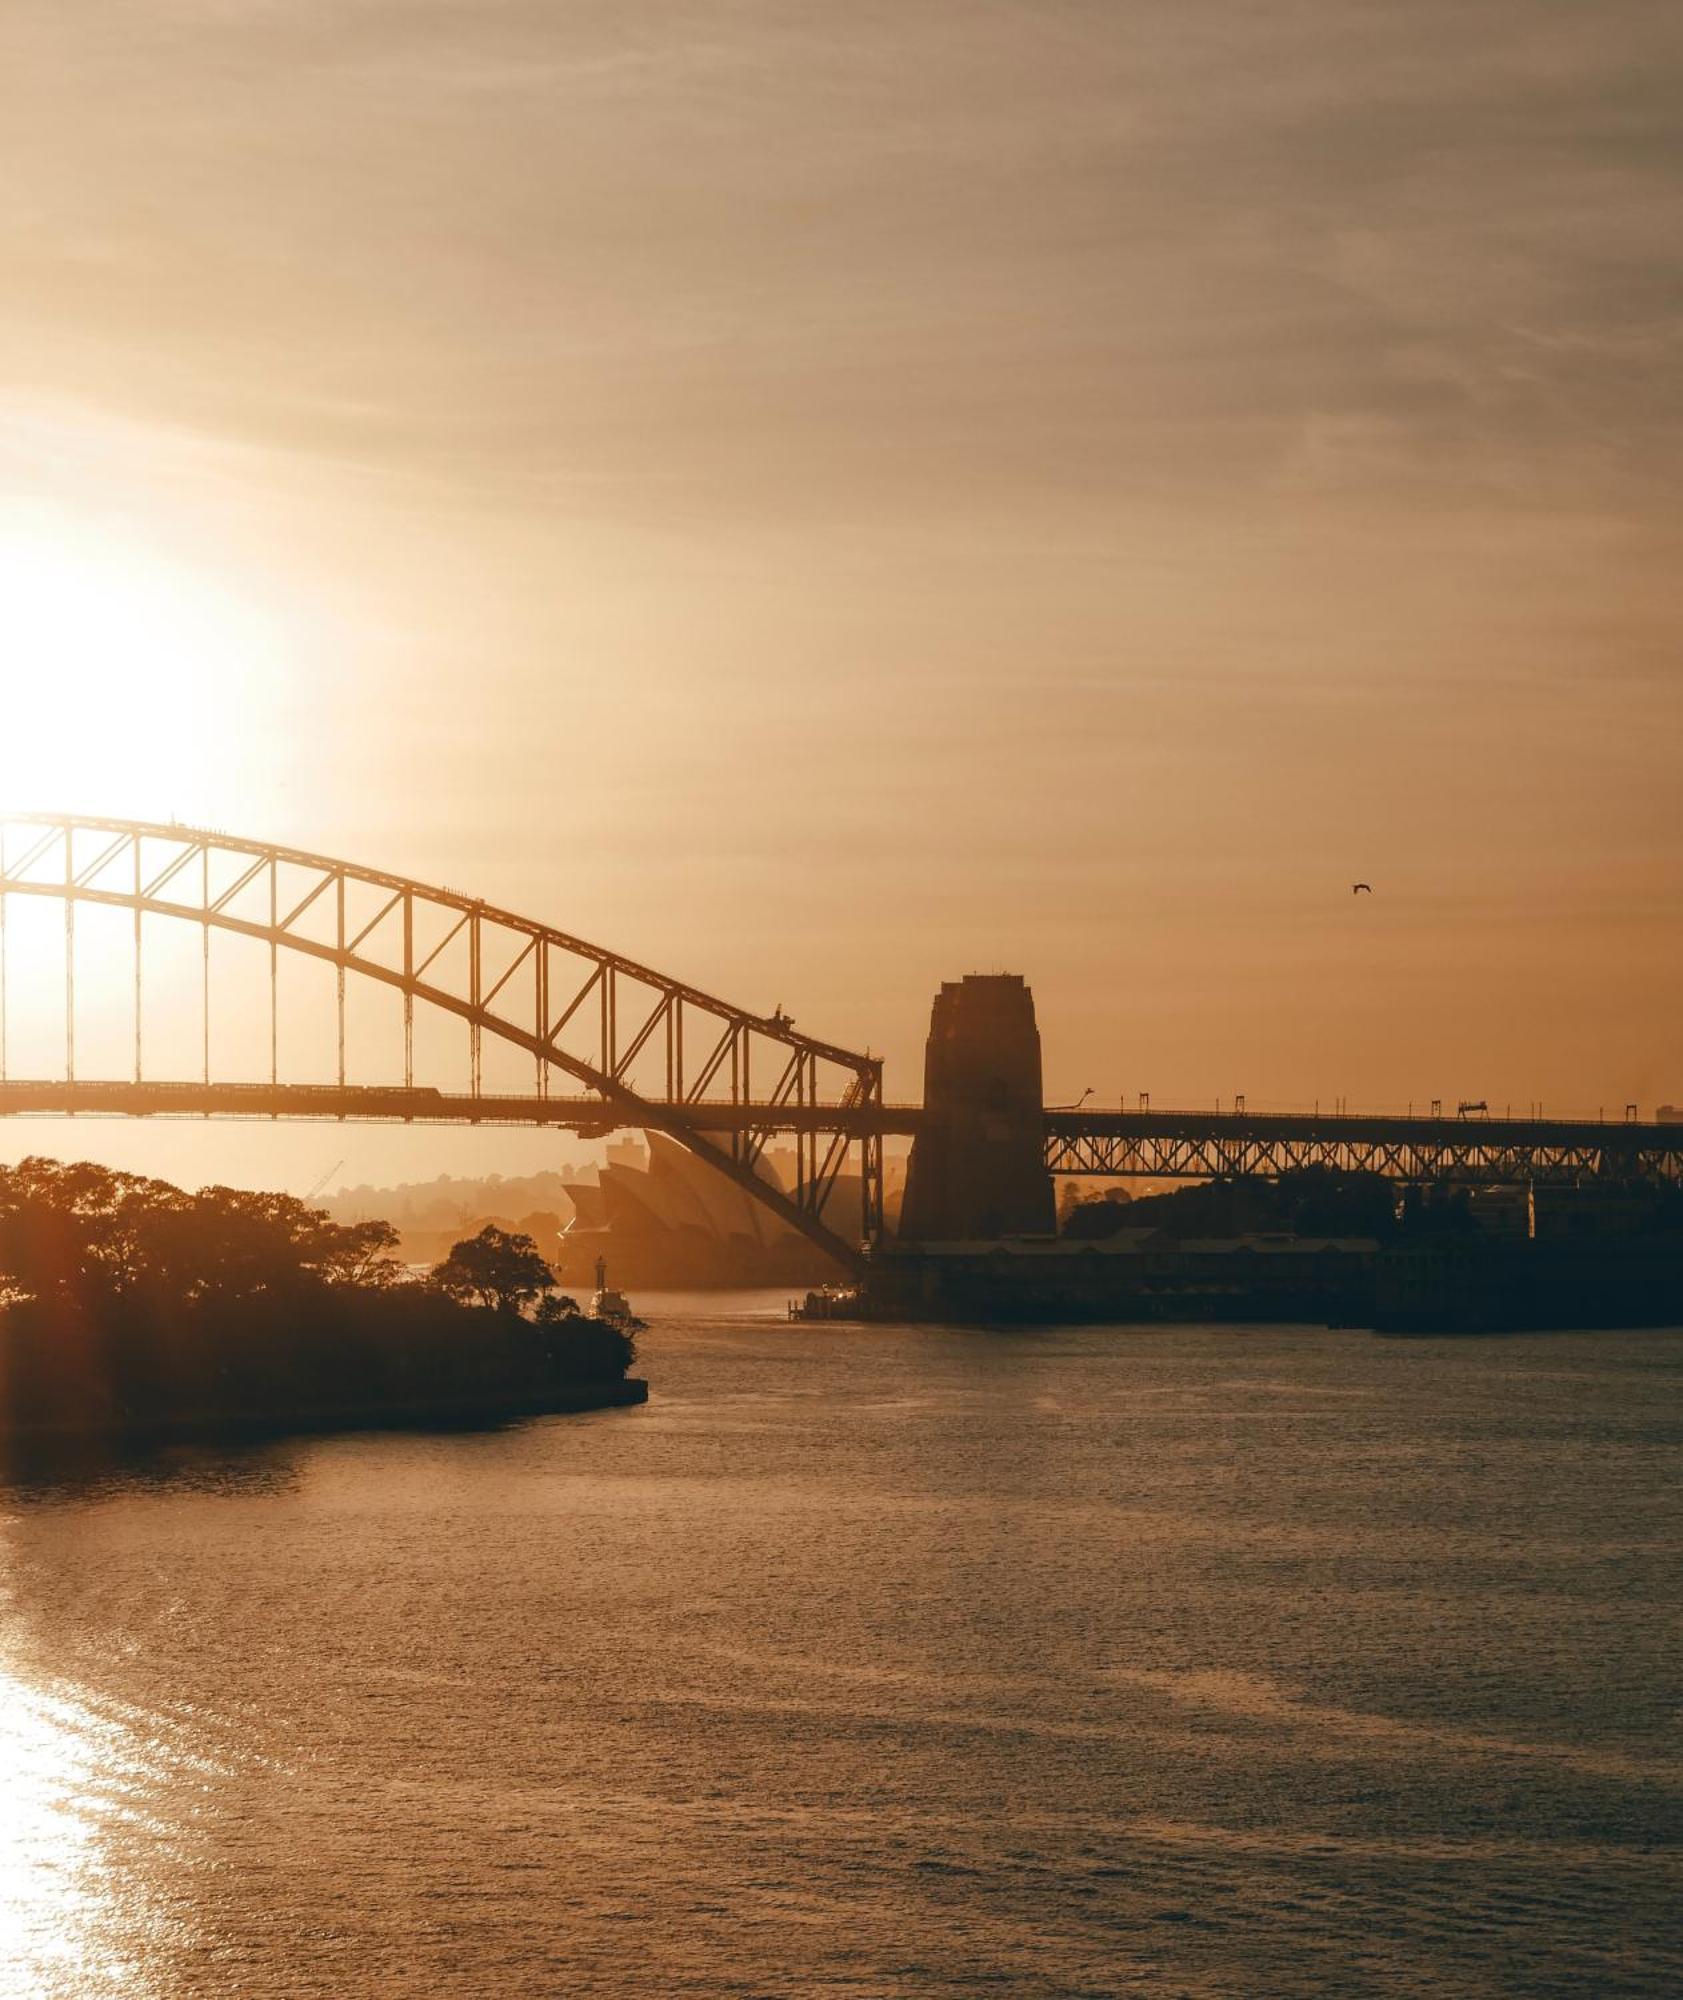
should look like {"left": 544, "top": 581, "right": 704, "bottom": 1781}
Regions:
{"left": 0, "top": 815, "right": 884, "bottom": 1269}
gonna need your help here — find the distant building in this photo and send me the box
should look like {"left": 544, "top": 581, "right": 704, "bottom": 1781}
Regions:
{"left": 556, "top": 1129, "right": 857, "bottom": 1287}
{"left": 1467, "top": 1187, "right": 1531, "bottom": 1239}
{"left": 1531, "top": 1181, "right": 1672, "bottom": 1239}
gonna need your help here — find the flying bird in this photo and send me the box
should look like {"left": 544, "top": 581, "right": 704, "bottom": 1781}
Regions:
{"left": 1352, "top": 882, "right": 1372, "bottom": 895}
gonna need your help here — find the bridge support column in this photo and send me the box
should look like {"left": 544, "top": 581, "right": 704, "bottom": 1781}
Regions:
{"left": 897, "top": 974, "right": 1056, "bottom": 1243}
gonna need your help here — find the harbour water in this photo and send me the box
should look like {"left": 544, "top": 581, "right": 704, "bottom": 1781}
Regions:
{"left": 1, "top": 1303, "right": 1678, "bottom": 1997}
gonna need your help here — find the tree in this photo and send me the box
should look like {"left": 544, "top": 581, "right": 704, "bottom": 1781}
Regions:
{"left": 0, "top": 1157, "right": 185, "bottom": 1303}
{"left": 0, "top": 1160, "right": 410, "bottom": 1310}
{"left": 0, "top": 1157, "right": 635, "bottom": 1441}
{"left": 431, "top": 1225, "right": 555, "bottom": 1314}
{"left": 306, "top": 1214, "right": 403, "bottom": 1287}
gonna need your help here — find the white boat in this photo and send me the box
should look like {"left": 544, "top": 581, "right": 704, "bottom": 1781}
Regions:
{"left": 589, "top": 1256, "right": 636, "bottom": 1329}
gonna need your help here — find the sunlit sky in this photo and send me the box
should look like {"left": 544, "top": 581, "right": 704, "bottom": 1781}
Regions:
{"left": 0, "top": 2, "right": 1679, "bottom": 1190}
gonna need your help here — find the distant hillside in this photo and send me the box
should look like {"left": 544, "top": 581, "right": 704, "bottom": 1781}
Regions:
{"left": 325, "top": 1168, "right": 585, "bottom": 1228}
{"left": 322, "top": 1168, "right": 594, "bottom": 1266}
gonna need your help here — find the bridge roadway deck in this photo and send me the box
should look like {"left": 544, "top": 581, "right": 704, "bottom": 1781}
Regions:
{"left": 0, "top": 1080, "right": 1679, "bottom": 1184}
{"left": 0, "top": 1079, "right": 919, "bottom": 1135}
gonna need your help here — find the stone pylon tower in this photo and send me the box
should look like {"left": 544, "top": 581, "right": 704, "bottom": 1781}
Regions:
{"left": 897, "top": 974, "right": 1057, "bottom": 1242}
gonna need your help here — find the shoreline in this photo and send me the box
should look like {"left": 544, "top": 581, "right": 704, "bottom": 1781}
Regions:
{"left": 0, "top": 1377, "right": 649, "bottom": 1452}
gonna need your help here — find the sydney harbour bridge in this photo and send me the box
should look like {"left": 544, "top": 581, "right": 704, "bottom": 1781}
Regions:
{"left": 0, "top": 814, "right": 1678, "bottom": 1275}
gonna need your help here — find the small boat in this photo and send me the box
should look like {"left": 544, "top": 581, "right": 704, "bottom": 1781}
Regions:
{"left": 589, "top": 1256, "right": 637, "bottom": 1330}
{"left": 789, "top": 1283, "right": 861, "bottom": 1322}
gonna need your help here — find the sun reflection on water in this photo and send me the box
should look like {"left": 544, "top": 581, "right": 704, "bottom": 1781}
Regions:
{"left": 0, "top": 1638, "right": 157, "bottom": 1998}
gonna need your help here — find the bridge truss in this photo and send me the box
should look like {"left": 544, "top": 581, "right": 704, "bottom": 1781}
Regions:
{"left": 0, "top": 815, "right": 885, "bottom": 1267}
{"left": 1044, "top": 1113, "right": 1683, "bottom": 1188}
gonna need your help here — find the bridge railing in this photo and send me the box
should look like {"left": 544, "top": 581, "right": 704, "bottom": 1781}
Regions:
{"left": 1046, "top": 1099, "right": 1668, "bottom": 1127}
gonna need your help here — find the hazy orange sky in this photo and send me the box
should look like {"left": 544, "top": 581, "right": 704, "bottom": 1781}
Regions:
{"left": 1, "top": 3, "right": 1679, "bottom": 1189}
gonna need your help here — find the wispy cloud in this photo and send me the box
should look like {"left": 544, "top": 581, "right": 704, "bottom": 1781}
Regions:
{"left": 2, "top": 2, "right": 1678, "bottom": 522}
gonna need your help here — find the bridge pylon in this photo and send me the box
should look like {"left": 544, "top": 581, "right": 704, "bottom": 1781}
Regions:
{"left": 899, "top": 974, "right": 1055, "bottom": 1242}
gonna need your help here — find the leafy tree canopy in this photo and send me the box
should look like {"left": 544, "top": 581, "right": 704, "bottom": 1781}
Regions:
{"left": 0, "top": 1156, "right": 401, "bottom": 1308}
{"left": 431, "top": 1225, "right": 557, "bottom": 1314}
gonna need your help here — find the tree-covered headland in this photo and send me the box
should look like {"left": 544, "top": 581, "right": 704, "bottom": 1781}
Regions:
{"left": 0, "top": 1158, "right": 638, "bottom": 1439}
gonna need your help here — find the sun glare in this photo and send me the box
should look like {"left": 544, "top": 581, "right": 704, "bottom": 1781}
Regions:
{"left": 0, "top": 520, "right": 283, "bottom": 819}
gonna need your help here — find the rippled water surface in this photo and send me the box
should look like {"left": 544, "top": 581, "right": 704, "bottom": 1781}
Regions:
{"left": 1, "top": 1306, "right": 1679, "bottom": 1997}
